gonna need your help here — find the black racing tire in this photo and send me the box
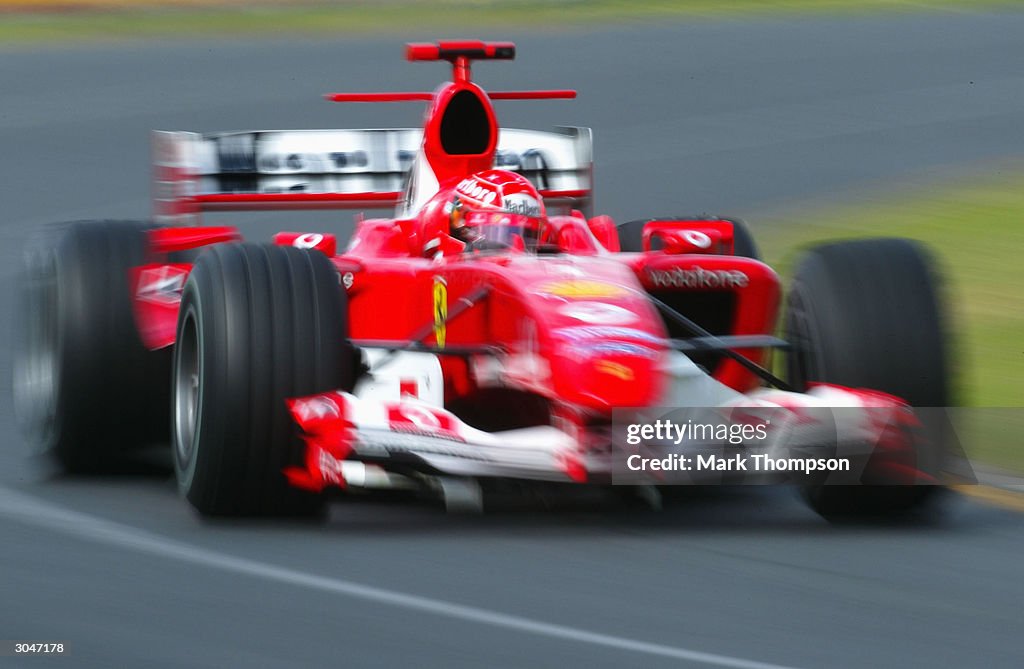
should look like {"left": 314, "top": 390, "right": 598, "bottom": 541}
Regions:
{"left": 783, "top": 238, "right": 951, "bottom": 519}
{"left": 14, "top": 220, "right": 170, "bottom": 473}
{"left": 616, "top": 216, "right": 760, "bottom": 259}
{"left": 172, "top": 243, "right": 356, "bottom": 517}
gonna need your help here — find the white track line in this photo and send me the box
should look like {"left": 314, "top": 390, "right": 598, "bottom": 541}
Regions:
{"left": 0, "top": 486, "right": 798, "bottom": 669}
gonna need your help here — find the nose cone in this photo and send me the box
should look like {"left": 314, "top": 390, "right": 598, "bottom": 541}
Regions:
{"left": 489, "top": 256, "right": 670, "bottom": 413}
{"left": 530, "top": 271, "right": 668, "bottom": 411}
{"left": 553, "top": 336, "right": 666, "bottom": 411}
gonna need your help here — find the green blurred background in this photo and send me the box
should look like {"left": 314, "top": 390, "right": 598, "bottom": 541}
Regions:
{"left": 3, "top": 1, "right": 1024, "bottom": 43}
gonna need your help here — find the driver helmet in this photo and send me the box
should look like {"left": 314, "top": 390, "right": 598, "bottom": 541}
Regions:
{"left": 445, "top": 170, "right": 546, "bottom": 251}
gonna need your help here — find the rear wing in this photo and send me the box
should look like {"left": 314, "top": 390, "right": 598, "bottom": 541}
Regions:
{"left": 152, "top": 126, "right": 592, "bottom": 225}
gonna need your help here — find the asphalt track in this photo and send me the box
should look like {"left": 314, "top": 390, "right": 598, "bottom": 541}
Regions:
{"left": 2, "top": 12, "right": 1024, "bottom": 668}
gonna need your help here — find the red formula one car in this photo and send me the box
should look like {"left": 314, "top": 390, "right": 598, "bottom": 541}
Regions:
{"left": 15, "top": 41, "right": 952, "bottom": 519}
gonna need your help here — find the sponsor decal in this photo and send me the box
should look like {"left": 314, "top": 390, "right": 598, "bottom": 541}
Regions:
{"left": 386, "top": 404, "right": 464, "bottom": 442}
{"left": 539, "top": 280, "right": 628, "bottom": 299}
{"left": 432, "top": 276, "right": 447, "bottom": 349}
{"left": 136, "top": 265, "right": 188, "bottom": 305}
{"left": 553, "top": 326, "right": 663, "bottom": 344}
{"left": 399, "top": 378, "right": 418, "bottom": 398}
{"left": 645, "top": 266, "right": 749, "bottom": 289}
{"left": 560, "top": 302, "right": 636, "bottom": 326}
{"left": 595, "top": 360, "right": 635, "bottom": 381}
{"left": 683, "top": 230, "right": 712, "bottom": 249}
{"left": 456, "top": 178, "right": 499, "bottom": 205}
{"left": 293, "top": 232, "right": 324, "bottom": 249}
{"left": 502, "top": 194, "right": 541, "bottom": 217}
{"left": 389, "top": 404, "right": 442, "bottom": 431}
{"left": 575, "top": 342, "right": 659, "bottom": 358}
{"left": 292, "top": 395, "right": 341, "bottom": 423}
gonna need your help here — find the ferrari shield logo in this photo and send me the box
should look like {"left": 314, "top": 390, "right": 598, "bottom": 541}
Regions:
{"left": 432, "top": 276, "right": 447, "bottom": 349}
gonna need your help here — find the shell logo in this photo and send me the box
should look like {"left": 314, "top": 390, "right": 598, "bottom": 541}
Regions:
{"left": 594, "top": 360, "right": 635, "bottom": 381}
{"left": 538, "top": 280, "right": 627, "bottom": 299}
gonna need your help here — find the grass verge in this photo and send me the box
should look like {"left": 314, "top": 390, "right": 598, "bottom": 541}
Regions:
{"left": 1, "top": 1, "right": 1023, "bottom": 45}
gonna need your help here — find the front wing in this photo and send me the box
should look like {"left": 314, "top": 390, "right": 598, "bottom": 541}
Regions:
{"left": 283, "top": 386, "right": 932, "bottom": 491}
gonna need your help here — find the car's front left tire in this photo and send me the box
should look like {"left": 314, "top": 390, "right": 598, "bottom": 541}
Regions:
{"left": 173, "top": 243, "right": 356, "bottom": 516}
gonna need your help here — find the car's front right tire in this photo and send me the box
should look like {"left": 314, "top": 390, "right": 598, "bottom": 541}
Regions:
{"left": 173, "top": 243, "right": 356, "bottom": 516}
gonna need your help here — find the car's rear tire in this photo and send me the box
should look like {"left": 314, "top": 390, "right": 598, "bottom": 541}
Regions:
{"left": 783, "top": 238, "right": 951, "bottom": 519}
{"left": 14, "top": 220, "right": 170, "bottom": 473}
{"left": 616, "top": 216, "right": 760, "bottom": 259}
{"left": 173, "top": 243, "right": 356, "bottom": 516}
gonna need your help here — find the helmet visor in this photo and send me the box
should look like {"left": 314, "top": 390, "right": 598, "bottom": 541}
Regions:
{"left": 459, "top": 210, "right": 542, "bottom": 252}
